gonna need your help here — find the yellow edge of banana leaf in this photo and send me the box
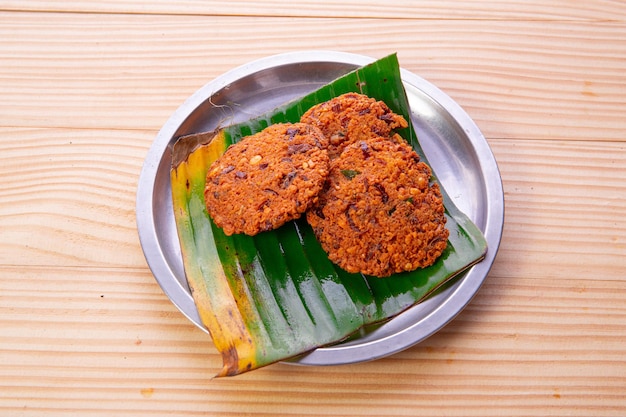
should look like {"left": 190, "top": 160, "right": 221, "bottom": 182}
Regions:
{"left": 171, "top": 131, "right": 261, "bottom": 376}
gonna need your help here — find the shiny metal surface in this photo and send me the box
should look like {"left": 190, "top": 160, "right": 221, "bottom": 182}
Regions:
{"left": 136, "top": 51, "right": 504, "bottom": 366}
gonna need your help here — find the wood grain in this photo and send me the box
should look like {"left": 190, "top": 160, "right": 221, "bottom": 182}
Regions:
{"left": 490, "top": 139, "right": 626, "bottom": 281}
{"left": 1, "top": 266, "right": 624, "bottom": 416}
{"left": 0, "top": 128, "right": 150, "bottom": 267}
{"left": 1, "top": 13, "right": 625, "bottom": 142}
{"left": 2, "top": 0, "right": 626, "bottom": 21}
{"left": 1, "top": 2, "right": 625, "bottom": 416}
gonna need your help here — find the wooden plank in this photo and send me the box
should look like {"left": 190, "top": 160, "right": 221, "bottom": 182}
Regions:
{"left": 0, "top": 128, "right": 151, "bottom": 267}
{"left": 1, "top": 13, "right": 625, "bottom": 142}
{"left": 0, "top": 266, "right": 624, "bottom": 416}
{"left": 0, "top": 266, "right": 221, "bottom": 416}
{"left": 2, "top": 2, "right": 625, "bottom": 416}
{"left": 1, "top": 0, "right": 626, "bottom": 21}
{"left": 489, "top": 139, "right": 626, "bottom": 281}
{"left": 1, "top": 127, "right": 624, "bottom": 283}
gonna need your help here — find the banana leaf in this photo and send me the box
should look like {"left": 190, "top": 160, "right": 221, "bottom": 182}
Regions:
{"left": 170, "top": 54, "right": 487, "bottom": 377}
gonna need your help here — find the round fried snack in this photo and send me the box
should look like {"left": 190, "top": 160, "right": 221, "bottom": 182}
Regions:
{"left": 300, "top": 92, "right": 408, "bottom": 159}
{"left": 306, "top": 137, "right": 449, "bottom": 277}
{"left": 205, "top": 123, "right": 330, "bottom": 236}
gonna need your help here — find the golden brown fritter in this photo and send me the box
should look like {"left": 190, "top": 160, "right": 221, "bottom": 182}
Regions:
{"left": 300, "top": 92, "right": 408, "bottom": 159}
{"left": 204, "top": 123, "right": 330, "bottom": 236}
{"left": 306, "top": 137, "right": 449, "bottom": 277}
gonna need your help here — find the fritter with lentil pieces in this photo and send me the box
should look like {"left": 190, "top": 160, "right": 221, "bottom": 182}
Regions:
{"left": 306, "top": 137, "right": 449, "bottom": 277}
{"left": 205, "top": 123, "right": 330, "bottom": 236}
{"left": 300, "top": 92, "right": 408, "bottom": 159}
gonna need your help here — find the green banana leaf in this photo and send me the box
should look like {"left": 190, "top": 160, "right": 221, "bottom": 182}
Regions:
{"left": 170, "top": 54, "right": 487, "bottom": 377}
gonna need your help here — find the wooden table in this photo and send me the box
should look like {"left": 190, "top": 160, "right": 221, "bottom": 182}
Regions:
{"left": 2, "top": 1, "right": 625, "bottom": 416}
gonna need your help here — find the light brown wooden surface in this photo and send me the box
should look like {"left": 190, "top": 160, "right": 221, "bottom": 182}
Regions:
{"left": 1, "top": 2, "right": 625, "bottom": 416}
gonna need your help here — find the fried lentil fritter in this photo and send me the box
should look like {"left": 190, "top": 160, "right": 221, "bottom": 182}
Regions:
{"left": 204, "top": 123, "right": 330, "bottom": 236}
{"left": 300, "top": 92, "right": 408, "bottom": 159}
{"left": 306, "top": 137, "right": 449, "bottom": 277}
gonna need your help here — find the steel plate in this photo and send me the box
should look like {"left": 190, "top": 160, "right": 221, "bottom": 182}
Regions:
{"left": 136, "top": 51, "right": 504, "bottom": 366}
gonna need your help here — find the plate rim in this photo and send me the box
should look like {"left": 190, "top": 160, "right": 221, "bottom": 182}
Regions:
{"left": 136, "top": 50, "right": 504, "bottom": 366}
